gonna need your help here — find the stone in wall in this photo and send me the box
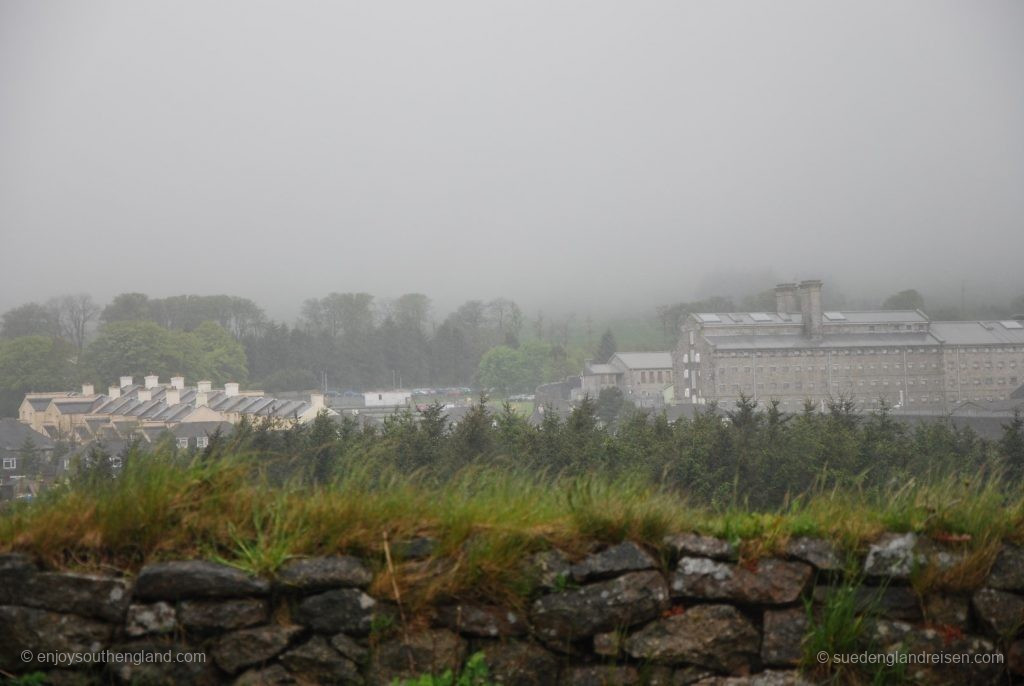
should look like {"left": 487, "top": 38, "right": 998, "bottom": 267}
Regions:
{"left": 179, "top": 598, "right": 270, "bottom": 633}
{"left": 278, "top": 635, "right": 362, "bottom": 684}
{"left": 783, "top": 537, "right": 842, "bottom": 572}
{"left": 275, "top": 555, "right": 373, "bottom": 591}
{"left": 107, "top": 638, "right": 221, "bottom": 685}
{"left": 663, "top": 533, "right": 737, "bottom": 561}
{"left": 530, "top": 570, "right": 669, "bottom": 643}
{"left": 212, "top": 624, "right": 303, "bottom": 674}
{"left": 987, "top": 543, "right": 1024, "bottom": 591}
{"left": 864, "top": 619, "right": 1002, "bottom": 686}
{"left": 0, "top": 569, "right": 129, "bottom": 622}
{"left": 971, "top": 587, "right": 1024, "bottom": 636}
{"left": 564, "top": 665, "right": 641, "bottom": 686}
{"left": 761, "top": 607, "right": 807, "bottom": 666}
{"left": 367, "top": 629, "right": 465, "bottom": 686}
{"left": 435, "top": 603, "right": 527, "bottom": 637}
{"left": 863, "top": 533, "right": 918, "bottom": 579}
{"left": 135, "top": 560, "right": 270, "bottom": 601}
{"left": 624, "top": 604, "right": 760, "bottom": 673}
{"left": 476, "top": 640, "right": 560, "bottom": 686}
{"left": 692, "top": 671, "right": 812, "bottom": 686}
{"left": 235, "top": 664, "right": 296, "bottom": 686}
{"left": 295, "top": 588, "right": 377, "bottom": 635}
{"left": 570, "top": 541, "right": 657, "bottom": 582}
{"left": 522, "top": 548, "right": 572, "bottom": 590}
{"left": 0, "top": 605, "right": 112, "bottom": 671}
{"left": 672, "top": 557, "right": 811, "bottom": 605}
{"left": 125, "top": 602, "right": 176, "bottom": 637}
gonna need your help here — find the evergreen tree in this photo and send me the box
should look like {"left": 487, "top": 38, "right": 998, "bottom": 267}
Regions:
{"left": 1000, "top": 409, "right": 1024, "bottom": 482}
{"left": 596, "top": 329, "right": 617, "bottom": 364}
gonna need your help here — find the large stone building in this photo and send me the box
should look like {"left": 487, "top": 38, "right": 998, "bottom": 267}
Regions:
{"left": 674, "top": 280, "right": 1024, "bottom": 411}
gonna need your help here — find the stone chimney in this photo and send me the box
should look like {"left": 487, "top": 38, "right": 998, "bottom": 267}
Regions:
{"left": 197, "top": 380, "right": 212, "bottom": 393}
{"left": 165, "top": 388, "right": 181, "bottom": 406}
{"left": 137, "top": 389, "right": 152, "bottom": 403}
{"left": 108, "top": 385, "right": 121, "bottom": 400}
{"left": 120, "top": 376, "right": 133, "bottom": 388}
{"left": 310, "top": 393, "right": 325, "bottom": 411}
{"left": 775, "top": 283, "right": 799, "bottom": 314}
{"left": 170, "top": 376, "right": 185, "bottom": 390}
{"left": 144, "top": 375, "right": 159, "bottom": 389}
{"left": 798, "top": 280, "right": 824, "bottom": 339}
{"left": 224, "top": 382, "right": 239, "bottom": 397}
{"left": 195, "top": 391, "right": 208, "bottom": 407}
{"left": 81, "top": 383, "right": 95, "bottom": 396}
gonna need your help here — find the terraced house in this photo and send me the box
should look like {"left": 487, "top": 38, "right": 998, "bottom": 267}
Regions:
{"left": 17, "top": 375, "right": 335, "bottom": 445}
{"left": 674, "top": 280, "right": 1024, "bottom": 411}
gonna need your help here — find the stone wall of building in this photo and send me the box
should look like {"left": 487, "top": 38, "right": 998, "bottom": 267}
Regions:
{"left": 2, "top": 533, "right": 1023, "bottom": 685}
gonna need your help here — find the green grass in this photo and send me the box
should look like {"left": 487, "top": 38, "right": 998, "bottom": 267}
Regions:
{"left": 1, "top": 451, "right": 1022, "bottom": 609}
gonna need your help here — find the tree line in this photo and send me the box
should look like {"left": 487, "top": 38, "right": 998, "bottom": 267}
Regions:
{"left": 69, "top": 395, "right": 1024, "bottom": 510}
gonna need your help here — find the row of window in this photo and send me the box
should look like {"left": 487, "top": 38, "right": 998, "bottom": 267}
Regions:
{"left": 638, "top": 370, "right": 672, "bottom": 384}
{"left": 176, "top": 437, "right": 209, "bottom": 449}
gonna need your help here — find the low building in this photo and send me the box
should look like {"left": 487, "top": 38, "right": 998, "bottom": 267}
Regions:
{"left": 579, "top": 352, "right": 674, "bottom": 406}
{"left": 0, "top": 418, "right": 56, "bottom": 500}
{"left": 363, "top": 390, "right": 413, "bottom": 408}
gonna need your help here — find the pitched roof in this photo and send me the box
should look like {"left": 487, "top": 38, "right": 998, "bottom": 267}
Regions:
{"left": 0, "top": 419, "right": 55, "bottom": 451}
{"left": 612, "top": 352, "right": 673, "bottom": 369}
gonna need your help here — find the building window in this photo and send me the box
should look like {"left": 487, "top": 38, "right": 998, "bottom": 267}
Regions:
{"left": 176, "top": 438, "right": 189, "bottom": 449}
{"left": 2, "top": 458, "right": 15, "bottom": 470}
{"left": 197, "top": 436, "right": 209, "bottom": 449}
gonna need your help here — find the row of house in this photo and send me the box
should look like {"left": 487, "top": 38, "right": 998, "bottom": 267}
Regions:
{"left": 18, "top": 375, "right": 335, "bottom": 449}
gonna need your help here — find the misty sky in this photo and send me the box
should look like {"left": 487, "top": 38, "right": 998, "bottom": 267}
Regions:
{"left": 1, "top": 1, "right": 1022, "bottom": 320}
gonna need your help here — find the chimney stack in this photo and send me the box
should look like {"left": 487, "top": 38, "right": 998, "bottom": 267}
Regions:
{"left": 137, "top": 389, "right": 152, "bottom": 403}
{"left": 81, "top": 383, "right": 95, "bottom": 396}
{"left": 197, "top": 380, "right": 212, "bottom": 393}
{"left": 108, "top": 385, "right": 121, "bottom": 399}
{"left": 170, "top": 376, "right": 185, "bottom": 390}
{"left": 165, "top": 388, "right": 181, "bottom": 406}
{"left": 120, "top": 376, "right": 133, "bottom": 388}
{"left": 224, "top": 382, "right": 239, "bottom": 397}
{"left": 775, "top": 283, "right": 799, "bottom": 314}
{"left": 195, "top": 391, "right": 208, "bottom": 407}
{"left": 144, "top": 375, "right": 159, "bottom": 389}
{"left": 310, "top": 393, "right": 325, "bottom": 411}
{"left": 798, "top": 280, "right": 823, "bottom": 339}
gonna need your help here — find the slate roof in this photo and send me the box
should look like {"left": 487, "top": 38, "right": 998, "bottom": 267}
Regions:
{"left": 612, "top": 352, "right": 673, "bottom": 369}
{"left": 0, "top": 419, "right": 55, "bottom": 451}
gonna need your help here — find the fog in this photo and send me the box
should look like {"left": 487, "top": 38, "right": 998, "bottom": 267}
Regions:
{"left": 1, "top": 0, "right": 1022, "bottom": 320}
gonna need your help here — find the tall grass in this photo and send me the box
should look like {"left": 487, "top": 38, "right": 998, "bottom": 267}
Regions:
{"left": 1, "top": 449, "right": 1022, "bottom": 607}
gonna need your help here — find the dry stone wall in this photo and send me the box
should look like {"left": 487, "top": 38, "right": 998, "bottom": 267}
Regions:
{"left": 1, "top": 534, "right": 1022, "bottom": 685}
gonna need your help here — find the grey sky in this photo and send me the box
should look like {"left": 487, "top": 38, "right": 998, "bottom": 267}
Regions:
{"left": 1, "top": 0, "right": 1022, "bottom": 320}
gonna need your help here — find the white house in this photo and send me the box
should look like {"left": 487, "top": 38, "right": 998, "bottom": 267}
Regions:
{"left": 363, "top": 390, "right": 413, "bottom": 408}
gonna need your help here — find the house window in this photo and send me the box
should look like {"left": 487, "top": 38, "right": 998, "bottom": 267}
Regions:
{"left": 196, "top": 436, "right": 209, "bottom": 449}
{"left": 2, "top": 458, "right": 15, "bottom": 470}
{"left": 176, "top": 438, "right": 189, "bottom": 449}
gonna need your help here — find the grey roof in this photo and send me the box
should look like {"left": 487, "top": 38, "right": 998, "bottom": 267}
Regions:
{"left": 705, "top": 332, "right": 938, "bottom": 351}
{"left": 27, "top": 397, "right": 54, "bottom": 411}
{"left": 0, "top": 419, "right": 55, "bottom": 451}
{"left": 612, "top": 351, "right": 673, "bottom": 369}
{"left": 51, "top": 398, "right": 104, "bottom": 414}
{"left": 171, "top": 421, "right": 233, "bottom": 439}
{"left": 694, "top": 310, "right": 927, "bottom": 326}
{"left": 584, "top": 363, "right": 619, "bottom": 375}
{"left": 929, "top": 321, "right": 1024, "bottom": 346}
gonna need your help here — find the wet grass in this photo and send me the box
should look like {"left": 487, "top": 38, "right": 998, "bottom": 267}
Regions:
{"left": 1, "top": 451, "right": 1022, "bottom": 608}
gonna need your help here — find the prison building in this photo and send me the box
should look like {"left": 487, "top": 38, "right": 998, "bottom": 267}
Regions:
{"left": 673, "top": 280, "right": 1024, "bottom": 411}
